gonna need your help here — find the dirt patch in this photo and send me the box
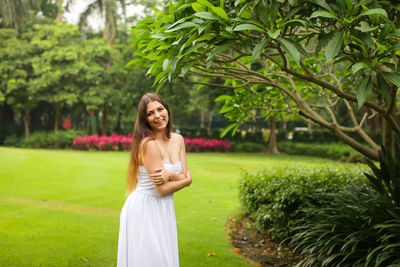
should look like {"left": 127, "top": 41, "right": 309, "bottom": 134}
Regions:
{"left": 226, "top": 215, "right": 303, "bottom": 267}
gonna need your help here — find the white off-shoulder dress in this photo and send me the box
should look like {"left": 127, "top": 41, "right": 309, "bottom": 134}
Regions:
{"left": 117, "top": 162, "right": 181, "bottom": 267}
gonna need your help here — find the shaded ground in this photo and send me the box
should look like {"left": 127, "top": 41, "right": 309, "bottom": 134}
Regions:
{"left": 227, "top": 215, "right": 303, "bottom": 267}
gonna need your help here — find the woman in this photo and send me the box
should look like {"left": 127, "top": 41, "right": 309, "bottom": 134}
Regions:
{"left": 117, "top": 93, "right": 192, "bottom": 267}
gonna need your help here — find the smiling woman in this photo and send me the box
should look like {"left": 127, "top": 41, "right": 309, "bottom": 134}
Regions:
{"left": 117, "top": 93, "right": 192, "bottom": 267}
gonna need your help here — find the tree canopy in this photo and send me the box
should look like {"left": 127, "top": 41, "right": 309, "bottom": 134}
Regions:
{"left": 131, "top": 0, "right": 400, "bottom": 160}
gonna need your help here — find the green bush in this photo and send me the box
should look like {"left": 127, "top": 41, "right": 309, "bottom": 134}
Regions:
{"left": 291, "top": 184, "right": 400, "bottom": 266}
{"left": 3, "top": 135, "right": 21, "bottom": 147}
{"left": 20, "top": 130, "right": 85, "bottom": 149}
{"left": 291, "top": 142, "right": 400, "bottom": 266}
{"left": 244, "top": 131, "right": 264, "bottom": 143}
{"left": 231, "top": 141, "right": 267, "bottom": 152}
{"left": 277, "top": 141, "right": 363, "bottom": 162}
{"left": 239, "top": 166, "right": 368, "bottom": 240}
{"left": 292, "top": 129, "right": 337, "bottom": 143}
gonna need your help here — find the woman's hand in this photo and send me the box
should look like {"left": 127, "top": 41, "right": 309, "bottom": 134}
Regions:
{"left": 185, "top": 168, "right": 192, "bottom": 186}
{"left": 149, "top": 168, "right": 172, "bottom": 185}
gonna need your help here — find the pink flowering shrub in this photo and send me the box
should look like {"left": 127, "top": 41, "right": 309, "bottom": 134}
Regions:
{"left": 73, "top": 134, "right": 231, "bottom": 152}
{"left": 184, "top": 138, "right": 231, "bottom": 152}
{"left": 73, "top": 134, "right": 133, "bottom": 151}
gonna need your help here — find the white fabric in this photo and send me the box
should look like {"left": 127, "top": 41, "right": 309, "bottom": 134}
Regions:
{"left": 117, "top": 162, "right": 181, "bottom": 267}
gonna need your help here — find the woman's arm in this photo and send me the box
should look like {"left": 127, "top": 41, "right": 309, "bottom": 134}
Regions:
{"left": 141, "top": 140, "right": 191, "bottom": 196}
{"left": 169, "top": 134, "right": 188, "bottom": 181}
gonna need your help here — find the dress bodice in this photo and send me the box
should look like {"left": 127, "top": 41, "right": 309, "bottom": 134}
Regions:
{"left": 135, "top": 162, "right": 182, "bottom": 197}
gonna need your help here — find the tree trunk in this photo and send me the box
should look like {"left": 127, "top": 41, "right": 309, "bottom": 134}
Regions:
{"left": 252, "top": 108, "right": 257, "bottom": 132}
{"left": 282, "top": 117, "right": 287, "bottom": 130}
{"left": 115, "top": 111, "right": 121, "bottom": 134}
{"left": 102, "top": 104, "right": 109, "bottom": 136}
{"left": 268, "top": 115, "right": 279, "bottom": 155}
{"left": 95, "top": 112, "right": 100, "bottom": 135}
{"left": 207, "top": 110, "right": 213, "bottom": 132}
{"left": 200, "top": 109, "right": 205, "bottom": 128}
{"left": 23, "top": 109, "right": 30, "bottom": 137}
{"left": 54, "top": 102, "right": 61, "bottom": 133}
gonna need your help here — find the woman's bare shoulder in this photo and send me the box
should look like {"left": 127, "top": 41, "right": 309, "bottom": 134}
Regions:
{"left": 139, "top": 137, "right": 158, "bottom": 153}
{"left": 171, "top": 133, "right": 184, "bottom": 143}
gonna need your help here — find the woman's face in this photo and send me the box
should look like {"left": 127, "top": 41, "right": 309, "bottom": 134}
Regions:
{"left": 146, "top": 101, "right": 169, "bottom": 132}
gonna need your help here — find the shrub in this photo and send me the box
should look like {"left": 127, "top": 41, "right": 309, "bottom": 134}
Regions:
{"left": 239, "top": 166, "right": 368, "bottom": 240}
{"left": 277, "top": 141, "right": 362, "bottom": 162}
{"left": 231, "top": 141, "right": 267, "bottom": 152}
{"left": 292, "top": 129, "right": 337, "bottom": 143}
{"left": 244, "top": 131, "right": 264, "bottom": 143}
{"left": 73, "top": 134, "right": 133, "bottom": 151}
{"left": 183, "top": 138, "right": 231, "bottom": 152}
{"left": 4, "top": 135, "right": 21, "bottom": 147}
{"left": 290, "top": 142, "right": 400, "bottom": 266}
{"left": 21, "top": 131, "right": 50, "bottom": 148}
{"left": 20, "top": 130, "right": 85, "bottom": 149}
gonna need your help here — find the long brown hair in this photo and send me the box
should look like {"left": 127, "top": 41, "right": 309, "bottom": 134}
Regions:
{"left": 126, "top": 93, "right": 173, "bottom": 193}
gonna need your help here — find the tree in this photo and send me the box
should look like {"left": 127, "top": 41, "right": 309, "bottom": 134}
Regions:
{"left": 79, "top": 0, "right": 127, "bottom": 135}
{"left": 131, "top": 0, "right": 400, "bottom": 160}
{"left": 28, "top": 21, "right": 84, "bottom": 132}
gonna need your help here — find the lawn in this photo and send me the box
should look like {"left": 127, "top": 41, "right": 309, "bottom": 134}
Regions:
{"left": 0, "top": 147, "right": 349, "bottom": 266}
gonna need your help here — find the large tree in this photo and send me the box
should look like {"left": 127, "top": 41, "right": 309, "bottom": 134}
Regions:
{"left": 79, "top": 0, "right": 127, "bottom": 135}
{"left": 131, "top": 0, "right": 400, "bottom": 160}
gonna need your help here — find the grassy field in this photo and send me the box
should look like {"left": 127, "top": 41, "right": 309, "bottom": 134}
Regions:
{"left": 0, "top": 147, "right": 349, "bottom": 266}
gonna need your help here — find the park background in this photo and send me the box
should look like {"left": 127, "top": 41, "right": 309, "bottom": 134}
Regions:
{"left": 1, "top": 0, "right": 400, "bottom": 266}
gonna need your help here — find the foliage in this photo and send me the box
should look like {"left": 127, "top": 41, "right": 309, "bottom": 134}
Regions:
{"left": 292, "top": 129, "right": 337, "bottom": 143}
{"left": 20, "top": 129, "right": 85, "bottom": 149}
{"left": 184, "top": 137, "right": 231, "bottom": 152}
{"left": 3, "top": 135, "right": 21, "bottom": 147}
{"left": 230, "top": 141, "right": 267, "bottom": 152}
{"left": 277, "top": 141, "right": 362, "bottom": 162}
{"left": 131, "top": 0, "right": 400, "bottom": 160}
{"left": 72, "top": 134, "right": 231, "bottom": 152}
{"left": 239, "top": 166, "right": 368, "bottom": 240}
{"left": 290, "top": 140, "right": 400, "bottom": 266}
{"left": 73, "top": 133, "right": 133, "bottom": 151}
{"left": 291, "top": 183, "right": 400, "bottom": 267}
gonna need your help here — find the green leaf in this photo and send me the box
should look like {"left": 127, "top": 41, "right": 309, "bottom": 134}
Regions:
{"left": 377, "top": 73, "right": 392, "bottom": 104}
{"left": 360, "top": 21, "right": 378, "bottom": 32}
{"left": 192, "top": 3, "right": 205, "bottom": 12}
{"left": 278, "top": 38, "right": 300, "bottom": 64}
{"left": 267, "top": 29, "right": 280, "bottom": 39}
{"left": 281, "top": 19, "right": 309, "bottom": 28}
{"left": 163, "top": 58, "right": 170, "bottom": 71}
{"left": 195, "top": 33, "right": 215, "bottom": 42}
{"left": 233, "top": 24, "right": 264, "bottom": 32}
{"left": 221, "top": 122, "right": 237, "bottom": 137}
{"left": 252, "top": 38, "right": 269, "bottom": 61}
{"left": 310, "top": 10, "right": 337, "bottom": 19}
{"left": 206, "top": 43, "right": 232, "bottom": 66}
{"left": 359, "top": 8, "right": 388, "bottom": 18}
{"left": 382, "top": 72, "right": 400, "bottom": 88}
{"left": 211, "top": 7, "right": 229, "bottom": 20}
{"left": 169, "top": 0, "right": 175, "bottom": 21}
{"left": 194, "top": 12, "right": 220, "bottom": 20}
{"left": 215, "top": 95, "right": 232, "bottom": 102}
{"left": 198, "top": 0, "right": 215, "bottom": 9}
{"left": 220, "top": 105, "right": 234, "bottom": 113}
{"left": 325, "top": 31, "right": 343, "bottom": 62}
{"left": 351, "top": 62, "right": 368, "bottom": 74}
{"left": 165, "top": 22, "right": 198, "bottom": 32}
{"left": 378, "top": 24, "right": 393, "bottom": 43}
{"left": 357, "top": 75, "right": 372, "bottom": 109}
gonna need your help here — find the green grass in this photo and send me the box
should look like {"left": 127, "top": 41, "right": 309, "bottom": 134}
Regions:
{"left": 0, "top": 147, "right": 350, "bottom": 266}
